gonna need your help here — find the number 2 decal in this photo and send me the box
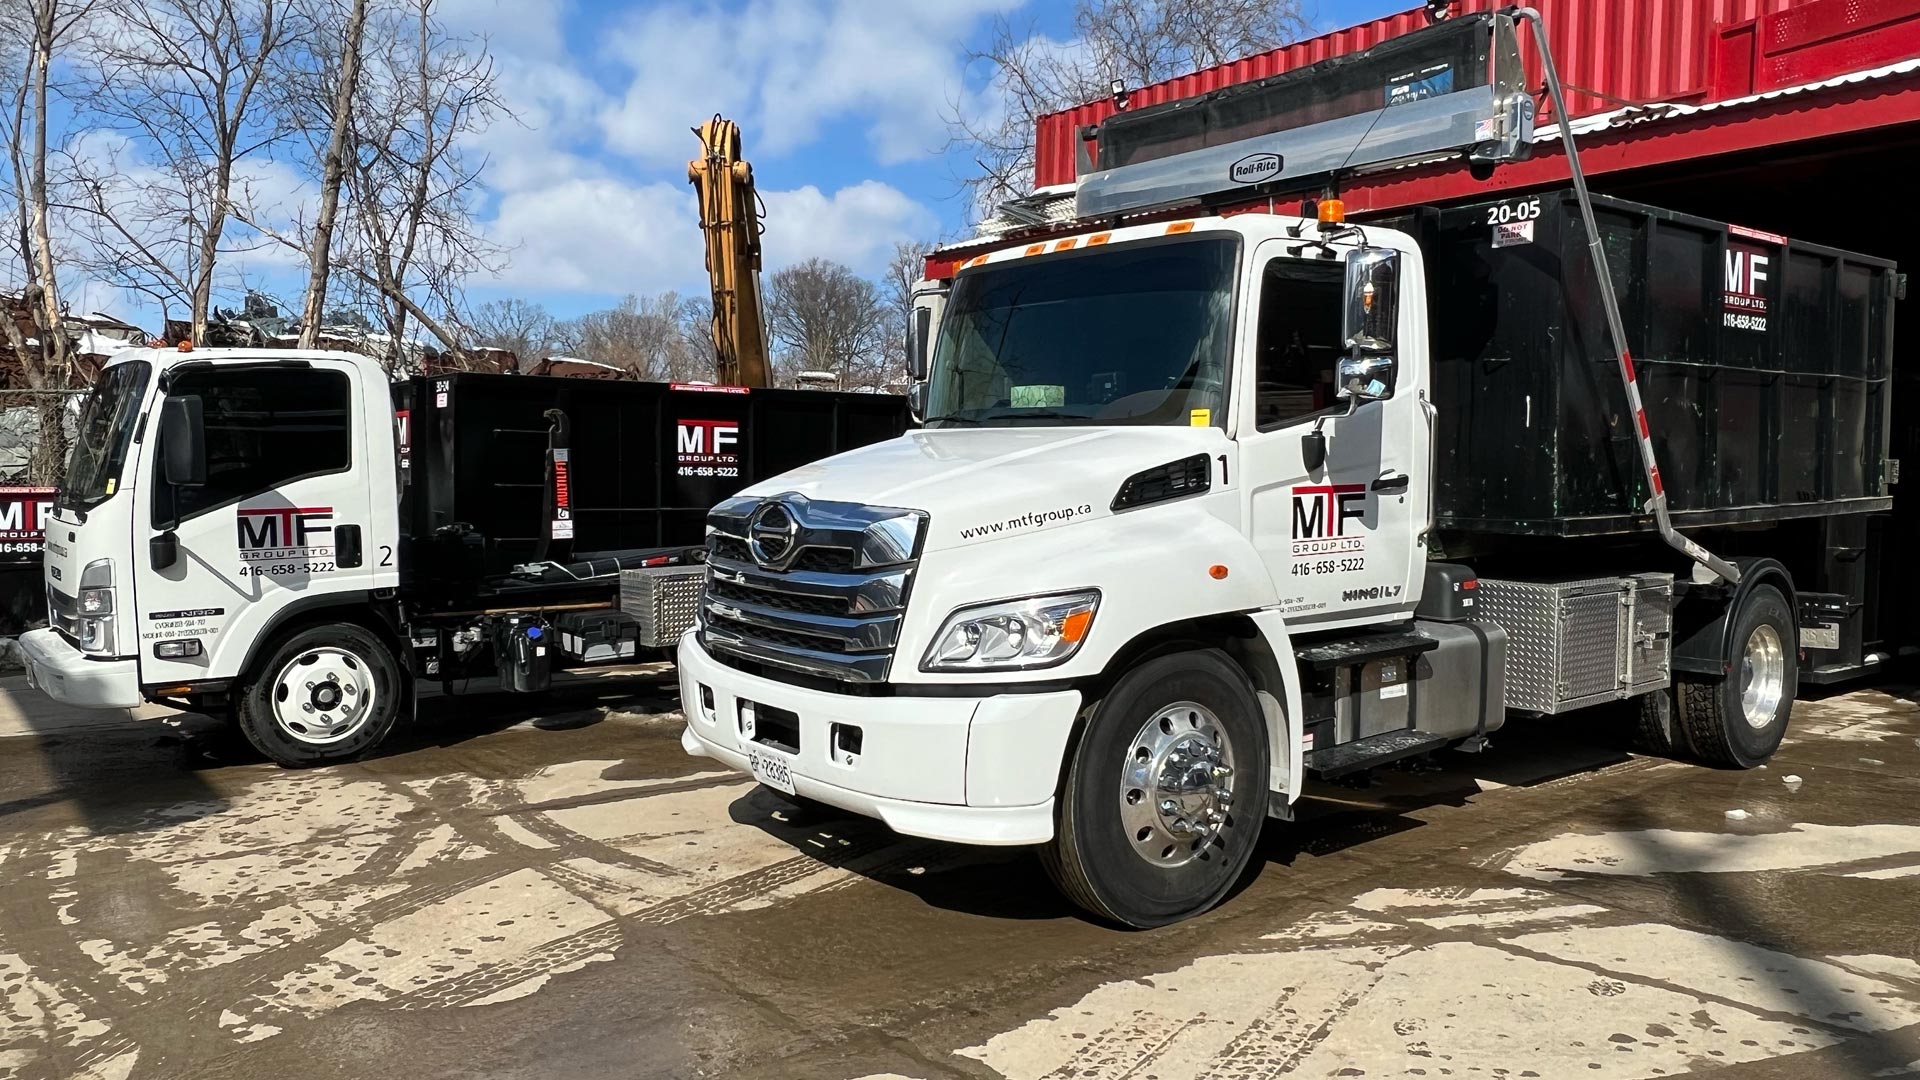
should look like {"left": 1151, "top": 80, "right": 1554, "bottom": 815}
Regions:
{"left": 379, "top": 545, "right": 393, "bottom": 567}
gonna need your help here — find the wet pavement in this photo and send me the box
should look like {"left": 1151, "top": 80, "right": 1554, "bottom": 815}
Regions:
{"left": 1, "top": 671, "right": 1918, "bottom": 1080}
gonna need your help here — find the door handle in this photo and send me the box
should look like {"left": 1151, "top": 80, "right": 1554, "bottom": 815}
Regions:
{"left": 1372, "top": 473, "right": 1411, "bottom": 494}
{"left": 336, "top": 524, "right": 363, "bottom": 568}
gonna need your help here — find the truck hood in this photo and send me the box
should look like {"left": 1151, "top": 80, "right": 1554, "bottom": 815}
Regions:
{"left": 740, "top": 426, "right": 1229, "bottom": 552}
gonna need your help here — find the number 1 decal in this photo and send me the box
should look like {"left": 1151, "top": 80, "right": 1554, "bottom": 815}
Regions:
{"left": 1218, "top": 454, "right": 1230, "bottom": 486}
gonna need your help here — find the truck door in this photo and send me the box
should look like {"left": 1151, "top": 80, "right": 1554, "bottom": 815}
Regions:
{"left": 133, "top": 360, "right": 378, "bottom": 687}
{"left": 1236, "top": 243, "right": 1428, "bottom": 629}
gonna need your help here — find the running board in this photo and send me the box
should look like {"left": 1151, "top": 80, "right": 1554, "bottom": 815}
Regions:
{"left": 1295, "top": 630, "right": 1438, "bottom": 671}
{"left": 1306, "top": 729, "right": 1449, "bottom": 780}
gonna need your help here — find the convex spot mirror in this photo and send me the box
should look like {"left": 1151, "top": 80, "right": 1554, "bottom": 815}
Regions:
{"left": 1336, "top": 354, "right": 1398, "bottom": 403}
{"left": 1343, "top": 247, "right": 1401, "bottom": 353}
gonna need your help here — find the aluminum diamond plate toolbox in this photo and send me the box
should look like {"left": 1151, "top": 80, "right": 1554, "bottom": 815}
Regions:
{"left": 620, "top": 566, "right": 706, "bottom": 648}
{"left": 1476, "top": 575, "right": 1672, "bottom": 714}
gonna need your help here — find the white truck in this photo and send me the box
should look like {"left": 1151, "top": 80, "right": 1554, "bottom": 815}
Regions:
{"left": 17, "top": 349, "right": 903, "bottom": 765}
{"left": 679, "top": 10, "right": 1902, "bottom": 925}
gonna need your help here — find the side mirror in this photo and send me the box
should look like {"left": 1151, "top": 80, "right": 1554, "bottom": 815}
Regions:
{"left": 908, "top": 307, "right": 933, "bottom": 383}
{"left": 907, "top": 381, "right": 927, "bottom": 424}
{"left": 1336, "top": 354, "right": 1398, "bottom": 403}
{"left": 1343, "top": 247, "right": 1401, "bottom": 352}
{"left": 160, "top": 395, "right": 207, "bottom": 488}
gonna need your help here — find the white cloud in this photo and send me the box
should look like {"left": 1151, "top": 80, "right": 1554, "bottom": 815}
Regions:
{"left": 761, "top": 181, "right": 938, "bottom": 273}
{"left": 483, "top": 176, "right": 935, "bottom": 299}
{"left": 435, "top": 0, "right": 570, "bottom": 60}
{"left": 596, "top": 0, "right": 1015, "bottom": 170}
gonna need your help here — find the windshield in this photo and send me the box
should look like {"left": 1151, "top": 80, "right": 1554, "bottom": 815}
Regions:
{"left": 926, "top": 236, "right": 1238, "bottom": 428}
{"left": 60, "top": 360, "right": 151, "bottom": 512}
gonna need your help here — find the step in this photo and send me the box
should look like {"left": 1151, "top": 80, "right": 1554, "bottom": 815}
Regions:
{"left": 1295, "top": 630, "right": 1438, "bottom": 671}
{"left": 1305, "top": 729, "right": 1450, "bottom": 779}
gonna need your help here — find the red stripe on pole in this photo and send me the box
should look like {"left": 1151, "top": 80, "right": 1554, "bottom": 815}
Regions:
{"left": 1636, "top": 409, "right": 1651, "bottom": 439}
{"left": 1621, "top": 350, "right": 1637, "bottom": 382}
{"left": 1650, "top": 465, "right": 1665, "bottom": 495}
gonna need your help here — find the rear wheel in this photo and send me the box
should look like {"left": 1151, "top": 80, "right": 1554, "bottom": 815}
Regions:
{"left": 1676, "top": 584, "right": 1796, "bottom": 768}
{"left": 236, "top": 623, "right": 402, "bottom": 767}
{"left": 1042, "top": 649, "right": 1268, "bottom": 928}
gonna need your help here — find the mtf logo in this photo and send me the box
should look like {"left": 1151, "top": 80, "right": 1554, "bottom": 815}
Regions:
{"left": 676, "top": 420, "right": 739, "bottom": 459}
{"left": 1725, "top": 244, "right": 1771, "bottom": 314}
{"left": 0, "top": 495, "right": 52, "bottom": 538}
{"left": 238, "top": 506, "right": 334, "bottom": 559}
{"left": 1291, "top": 483, "right": 1367, "bottom": 557}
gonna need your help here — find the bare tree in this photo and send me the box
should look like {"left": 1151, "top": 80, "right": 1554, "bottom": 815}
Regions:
{"left": 336, "top": 0, "right": 504, "bottom": 370}
{"left": 2, "top": 0, "right": 98, "bottom": 482}
{"left": 950, "top": 0, "right": 1310, "bottom": 211}
{"left": 465, "top": 296, "right": 553, "bottom": 368}
{"left": 766, "top": 257, "right": 889, "bottom": 390}
{"left": 68, "top": 0, "right": 305, "bottom": 343}
{"left": 292, "top": 0, "right": 369, "bottom": 346}
{"left": 553, "top": 292, "right": 709, "bottom": 382}
{"left": 880, "top": 239, "right": 928, "bottom": 382}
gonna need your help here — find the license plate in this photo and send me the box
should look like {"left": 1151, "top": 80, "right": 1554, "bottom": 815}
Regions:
{"left": 748, "top": 746, "right": 797, "bottom": 795}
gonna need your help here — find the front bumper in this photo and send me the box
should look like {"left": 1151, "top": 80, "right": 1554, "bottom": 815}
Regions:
{"left": 677, "top": 633, "right": 1081, "bottom": 846}
{"left": 17, "top": 627, "right": 142, "bottom": 709}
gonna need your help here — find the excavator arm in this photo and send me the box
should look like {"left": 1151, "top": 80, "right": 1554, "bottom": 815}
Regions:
{"left": 689, "top": 116, "right": 772, "bottom": 389}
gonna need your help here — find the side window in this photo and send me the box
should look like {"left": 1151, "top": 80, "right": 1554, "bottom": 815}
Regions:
{"left": 1255, "top": 259, "right": 1347, "bottom": 430}
{"left": 156, "top": 368, "right": 353, "bottom": 524}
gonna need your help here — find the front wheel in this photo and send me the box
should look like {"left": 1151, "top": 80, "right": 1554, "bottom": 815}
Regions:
{"left": 1042, "top": 649, "right": 1269, "bottom": 928}
{"left": 235, "top": 623, "right": 403, "bottom": 767}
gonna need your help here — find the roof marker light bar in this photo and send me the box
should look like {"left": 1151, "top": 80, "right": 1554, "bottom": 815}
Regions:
{"left": 1074, "top": 12, "right": 1534, "bottom": 220}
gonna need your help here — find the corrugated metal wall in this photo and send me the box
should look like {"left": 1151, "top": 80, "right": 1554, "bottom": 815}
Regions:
{"left": 1033, "top": 0, "right": 1814, "bottom": 189}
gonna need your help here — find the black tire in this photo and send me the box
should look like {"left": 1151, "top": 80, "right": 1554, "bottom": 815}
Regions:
{"left": 1041, "top": 649, "right": 1269, "bottom": 928}
{"left": 1677, "top": 584, "right": 1796, "bottom": 768}
{"left": 235, "top": 623, "right": 403, "bottom": 767}
{"left": 1632, "top": 687, "right": 1691, "bottom": 758}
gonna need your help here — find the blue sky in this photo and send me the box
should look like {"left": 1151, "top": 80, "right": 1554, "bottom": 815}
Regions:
{"left": 46, "top": 0, "right": 1408, "bottom": 328}
{"left": 433, "top": 0, "right": 1414, "bottom": 321}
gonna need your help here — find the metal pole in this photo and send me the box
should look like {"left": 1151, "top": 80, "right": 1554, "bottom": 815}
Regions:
{"left": 1514, "top": 7, "right": 1741, "bottom": 585}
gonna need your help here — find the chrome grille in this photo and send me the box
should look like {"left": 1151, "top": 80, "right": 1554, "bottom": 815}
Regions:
{"left": 699, "top": 493, "right": 925, "bottom": 684}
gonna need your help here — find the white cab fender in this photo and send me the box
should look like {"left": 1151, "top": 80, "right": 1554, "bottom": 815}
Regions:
{"left": 1246, "top": 609, "right": 1304, "bottom": 806}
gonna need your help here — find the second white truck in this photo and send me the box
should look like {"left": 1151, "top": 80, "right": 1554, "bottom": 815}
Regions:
{"left": 680, "top": 9, "right": 1901, "bottom": 925}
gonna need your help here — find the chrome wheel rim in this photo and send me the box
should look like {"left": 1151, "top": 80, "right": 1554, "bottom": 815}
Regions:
{"left": 1118, "top": 701, "right": 1237, "bottom": 868}
{"left": 1739, "top": 623, "right": 1786, "bottom": 731}
{"left": 271, "top": 647, "right": 377, "bottom": 746}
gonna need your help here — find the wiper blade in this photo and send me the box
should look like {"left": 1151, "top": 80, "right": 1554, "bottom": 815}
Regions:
{"left": 923, "top": 414, "right": 983, "bottom": 426}
{"left": 981, "top": 409, "right": 1090, "bottom": 421}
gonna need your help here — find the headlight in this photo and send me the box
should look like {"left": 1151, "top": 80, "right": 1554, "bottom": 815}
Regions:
{"left": 79, "top": 587, "right": 113, "bottom": 615}
{"left": 922, "top": 591, "right": 1099, "bottom": 672}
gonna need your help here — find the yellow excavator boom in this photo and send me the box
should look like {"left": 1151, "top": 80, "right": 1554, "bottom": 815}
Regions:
{"left": 689, "top": 116, "right": 772, "bottom": 389}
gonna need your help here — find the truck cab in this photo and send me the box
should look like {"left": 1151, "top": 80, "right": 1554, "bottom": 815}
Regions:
{"left": 680, "top": 214, "right": 1445, "bottom": 925}
{"left": 23, "top": 348, "right": 406, "bottom": 754}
